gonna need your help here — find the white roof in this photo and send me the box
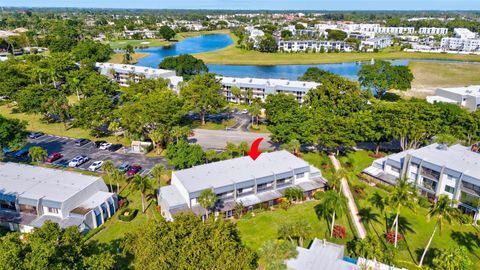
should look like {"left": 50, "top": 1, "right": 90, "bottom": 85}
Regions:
{"left": 437, "top": 85, "right": 480, "bottom": 97}
{"left": 96, "top": 62, "right": 175, "bottom": 77}
{"left": 219, "top": 76, "right": 320, "bottom": 92}
{"left": 0, "top": 163, "right": 103, "bottom": 203}
{"left": 426, "top": 95, "right": 458, "bottom": 104}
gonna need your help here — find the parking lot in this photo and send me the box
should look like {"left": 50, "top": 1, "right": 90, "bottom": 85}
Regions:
{"left": 13, "top": 134, "right": 172, "bottom": 173}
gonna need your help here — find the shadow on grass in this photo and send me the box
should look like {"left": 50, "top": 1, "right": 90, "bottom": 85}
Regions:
{"left": 414, "top": 247, "right": 440, "bottom": 268}
{"left": 450, "top": 231, "right": 480, "bottom": 260}
{"left": 88, "top": 238, "right": 134, "bottom": 270}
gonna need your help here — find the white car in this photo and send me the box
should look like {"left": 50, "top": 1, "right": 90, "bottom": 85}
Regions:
{"left": 68, "top": 155, "right": 89, "bottom": 167}
{"left": 88, "top": 160, "right": 104, "bottom": 171}
{"left": 99, "top": 143, "right": 112, "bottom": 150}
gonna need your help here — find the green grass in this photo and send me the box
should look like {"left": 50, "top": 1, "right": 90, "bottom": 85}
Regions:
{"left": 249, "top": 124, "right": 270, "bottom": 133}
{"left": 191, "top": 118, "right": 236, "bottom": 130}
{"left": 0, "top": 104, "right": 130, "bottom": 145}
{"left": 236, "top": 201, "right": 353, "bottom": 251}
{"left": 338, "top": 150, "right": 480, "bottom": 269}
{"left": 108, "top": 52, "right": 150, "bottom": 64}
{"left": 195, "top": 33, "right": 480, "bottom": 65}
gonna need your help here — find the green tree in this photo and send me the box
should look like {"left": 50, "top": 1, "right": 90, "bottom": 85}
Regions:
{"left": 278, "top": 220, "right": 313, "bottom": 247}
{"left": 225, "top": 142, "right": 239, "bottom": 158}
{"left": 238, "top": 141, "right": 250, "bottom": 156}
{"left": 101, "top": 160, "right": 116, "bottom": 191}
{"left": 159, "top": 25, "right": 176, "bottom": 41}
{"left": 257, "top": 34, "right": 278, "bottom": 53}
{"left": 368, "top": 191, "right": 390, "bottom": 234}
{"left": 388, "top": 178, "right": 418, "bottom": 248}
{"left": 159, "top": 54, "right": 208, "bottom": 79}
{"left": 284, "top": 187, "right": 305, "bottom": 203}
{"left": 108, "top": 121, "right": 121, "bottom": 142}
{"left": 248, "top": 99, "right": 262, "bottom": 126}
{"left": 129, "top": 174, "right": 154, "bottom": 213}
{"left": 259, "top": 240, "right": 297, "bottom": 270}
{"left": 326, "top": 29, "right": 348, "bottom": 40}
{"left": 432, "top": 246, "right": 471, "bottom": 270}
{"left": 198, "top": 189, "right": 218, "bottom": 220}
{"left": 280, "top": 139, "right": 301, "bottom": 155}
{"left": 150, "top": 163, "right": 166, "bottom": 186}
{"left": 419, "top": 195, "right": 460, "bottom": 267}
{"left": 28, "top": 146, "right": 47, "bottom": 163}
{"left": 230, "top": 86, "right": 242, "bottom": 104}
{"left": 298, "top": 67, "right": 342, "bottom": 83}
{"left": 322, "top": 190, "right": 348, "bottom": 238}
{"left": 71, "top": 40, "right": 112, "bottom": 62}
{"left": 358, "top": 207, "right": 380, "bottom": 233}
{"left": 180, "top": 73, "right": 225, "bottom": 126}
{"left": 166, "top": 140, "right": 206, "bottom": 169}
{"left": 358, "top": 60, "right": 414, "bottom": 99}
{"left": 0, "top": 115, "right": 27, "bottom": 149}
{"left": 70, "top": 94, "right": 115, "bottom": 134}
{"left": 280, "top": 30, "right": 293, "bottom": 39}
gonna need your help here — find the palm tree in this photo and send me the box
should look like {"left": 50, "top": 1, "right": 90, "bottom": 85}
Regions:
{"left": 205, "top": 149, "right": 218, "bottom": 163}
{"left": 242, "top": 89, "right": 253, "bottom": 104}
{"left": 327, "top": 169, "right": 344, "bottom": 193}
{"left": 111, "top": 170, "right": 126, "bottom": 194}
{"left": 148, "top": 129, "right": 164, "bottom": 154}
{"left": 248, "top": 100, "right": 262, "bottom": 126}
{"left": 28, "top": 146, "right": 47, "bottom": 164}
{"left": 284, "top": 187, "right": 305, "bottom": 203}
{"left": 128, "top": 174, "right": 154, "bottom": 213}
{"left": 368, "top": 191, "right": 389, "bottom": 234}
{"left": 230, "top": 86, "right": 242, "bottom": 104}
{"left": 101, "top": 160, "right": 116, "bottom": 191}
{"left": 358, "top": 207, "right": 380, "bottom": 233}
{"left": 198, "top": 189, "right": 217, "bottom": 220}
{"left": 322, "top": 190, "right": 348, "bottom": 238}
{"left": 238, "top": 141, "right": 249, "bottom": 156}
{"left": 281, "top": 139, "right": 301, "bottom": 156}
{"left": 388, "top": 178, "right": 418, "bottom": 248}
{"left": 419, "top": 195, "right": 460, "bottom": 267}
{"left": 150, "top": 164, "right": 166, "bottom": 186}
{"left": 225, "top": 142, "right": 238, "bottom": 158}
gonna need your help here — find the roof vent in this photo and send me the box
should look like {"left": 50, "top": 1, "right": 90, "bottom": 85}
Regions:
{"left": 436, "top": 143, "right": 449, "bottom": 151}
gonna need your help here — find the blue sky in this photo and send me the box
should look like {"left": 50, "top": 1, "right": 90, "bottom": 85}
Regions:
{"left": 4, "top": 0, "right": 480, "bottom": 10}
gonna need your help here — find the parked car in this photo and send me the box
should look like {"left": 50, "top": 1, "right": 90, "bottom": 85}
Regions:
{"left": 15, "top": 147, "right": 30, "bottom": 158}
{"left": 88, "top": 161, "right": 104, "bottom": 171}
{"left": 99, "top": 142, "right": 112, "bottom": 150}
{"left": 94, "top": 140, "right": 107, "bottom": 148}
{"left": 117, "top": 163, "right": 130, "bottom": 172}
{"left": 126, "top": 165, "right": 142, "bottom": 176}
{"left": 74, "top": 138, "right": 90, "bottom": 147}
{"left": 108, "top": 144, "right": 123, "bottom": 152}
{"left": 46, "top": 152, "right": 62, "bottom": 163}
{"left": 68, "top": 155, "right": 89, "bottom": 167}
{"left": 28, "top": 132, "right": 44, "bottom": 139}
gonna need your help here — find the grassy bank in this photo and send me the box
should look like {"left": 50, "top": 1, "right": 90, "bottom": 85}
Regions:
{"left": 195, "top": 33, "right": 480, "bottom": 65}
{"left": 109, "top": 52, "right": 150, "bottom": 64}
{"left": 106, "top": 29, "right": 230, "bottom": 49}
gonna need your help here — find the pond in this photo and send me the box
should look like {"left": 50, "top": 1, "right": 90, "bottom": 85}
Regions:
{"left": 134, "top": 34, "right": 480, "bottom": 80}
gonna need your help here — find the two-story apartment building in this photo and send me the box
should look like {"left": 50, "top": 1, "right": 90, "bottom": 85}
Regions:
{"left": 278, "top": 40, "right": 352, "bottom": 52}
{"left": 363, "top": 143, "right": 480, "bottom": 220}
{"left": 157, "top": 151, "right": 327, "bottom": 221}
{"left": 426, "top": 85, "right": 480, "bottom": 111}
{"left": 96, "top": 62, "right": 183, "bottom": 89}
{"left": 0, "top": 163, "right": 117, "bottom": 233}
{"left": 219, "top": 77, "right": 320, "bottom": 104}
{"left": 419, "top": 27, "right": 449, "bottom": 35}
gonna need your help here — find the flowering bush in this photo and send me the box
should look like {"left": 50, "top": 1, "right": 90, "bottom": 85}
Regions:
{"left": 386, "top": 230, "right": 404, "bottom": 244}
{"left": 333, "top": 225, "right": 347, "bottom": 239}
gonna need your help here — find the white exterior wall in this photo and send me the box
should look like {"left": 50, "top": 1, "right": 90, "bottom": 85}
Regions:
{"left": 419, "top": 28, "right": 448, "bottom": 35}
{"left": 439, "top": 173, "right": 458, "bottom": 199}
{"left": 441, "top": 37, "right": 480, "bottom": 52}
{"left": 384, "top": 164, "right": 401, "bottom": 178}
{"left": 170, "top": 173, "right": 192, "bottom": 207}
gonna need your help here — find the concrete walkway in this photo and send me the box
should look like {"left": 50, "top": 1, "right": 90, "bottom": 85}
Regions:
{"left": 329, "top": 155, "right": 367, "bottom": 239}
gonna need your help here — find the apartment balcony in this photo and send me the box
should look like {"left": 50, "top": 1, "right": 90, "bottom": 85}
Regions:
{"left": 257, "top": 185, "right": 274, "bottom": 193}
{"left": 0, "top": 209, "right": 37, "bottom": 225}
{"left": 276, "top": 181, "right": 293, "bottom": 188}
{"left": 420, "top": 167, "right": 440, "bottom": 181}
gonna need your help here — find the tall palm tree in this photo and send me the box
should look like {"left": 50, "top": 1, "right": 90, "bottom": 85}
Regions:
{"left": 198, "top": 189, "right": 217, "bottom": 220}
{"left": 419, "top": 195, "right": 460, "bottom": 267}
{"left": 111, "top": 170, "right": 126, "bottom": 194}
{"left": 150, "top": 164, "right": 166, "bottom": 186}
{"left": 322, "top": 190, "right": 348, "bottom": 238}
{"left": 148, "top": 129, "right": 164, "bottom": 154}
{"left": 238, "top": 141, "right": 250, "bottom": 156}
{"left": 101, "top": 160, "right": 116, "bottom": 191}
{"left": 128, "top": 174, "right": 154, "bottom": 213}
{"left": 28, "top": 147, "right": 47, "bottom": 164}
{"left": 230, "top": 86, "right": 242, "bottom": 104}
{"left": 388, "top": 178, "right": 418, "bottom": 248}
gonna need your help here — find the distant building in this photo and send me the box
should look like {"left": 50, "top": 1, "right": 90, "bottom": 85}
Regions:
{"left": 219, "top": 76, "right": 320, "bottom": 104}
{"left": 454, "top": 28, "right": 477, "bottom": 39}
{"left": 419, "top": 27, "right": 448, "bottom": 35}
{"left": 426, "top": 85, "right": 480, "bottom": 111}
{"left": 440, "top": 37, "right": 480, "bottom": 52}
{"left": 278, "top": 40, "right": 352, "bottom": 52}
{"left": 96, "top": 62, "right": 183, "bottom": 89}
{"left": 286, "top": 238, "right": 406, "bottom": 270}
{"left": 158, "top": 151, "right": 327, "bottom": 221}
{"left": 361, "top": 36, "right": 393, "bottom": 50}
{"left": 363, "top": 143, "right": 480, "bottom": 220}
{"left": 360, "top": 25, "right": 415, "bottom": 35}
{"left": 123, "top": 28, "right": 157, "bottom": 39}
{"left": 0, "top": 163, "right": 117, "bottom": 233}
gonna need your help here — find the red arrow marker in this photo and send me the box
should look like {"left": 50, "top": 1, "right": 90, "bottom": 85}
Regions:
{"left": 247, "top": 138, "right": 263, "bottom": 161}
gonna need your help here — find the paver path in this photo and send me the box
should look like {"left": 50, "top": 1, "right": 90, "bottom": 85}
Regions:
{"left": 329, "top": 154, "right": 367, "bottom": 239}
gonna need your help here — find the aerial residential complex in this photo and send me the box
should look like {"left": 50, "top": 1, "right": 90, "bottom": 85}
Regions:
{"left": 363, "top": 143, "right": 480, "bottom": 220}
{"left": 278, "top": 40, "right": 352, "bottom": 52}
{"left": 220, "top": 77, "right": 320, "bottom": 103}
{"left": 0, "top": 163, "right": 117, "bottom": 233}
{"left": 96, "top": 62, "right": 183, "bottom": 89}
{"left": 426, "top": 85, "right": 480, "bottom": 111}
{"left": 157, "top": 151, "right": 327, "bottom": 221}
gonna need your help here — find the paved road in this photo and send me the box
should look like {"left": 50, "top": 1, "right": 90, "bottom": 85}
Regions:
{"left": 190, "top": 129, "right": 277, "bottom": 150}
{"left": 329, "top": 154, "right": 367, "bottom": 239}
{"left": 17, "top": 134, "right": 171, "bottom": 172}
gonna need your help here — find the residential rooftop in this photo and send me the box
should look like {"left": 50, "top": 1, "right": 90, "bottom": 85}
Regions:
{"left": 219, "top": 77, "right": 320, "bottom": 92}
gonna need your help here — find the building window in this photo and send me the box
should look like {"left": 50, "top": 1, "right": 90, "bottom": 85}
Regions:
{"left": 296, "top": 172, "right": 305, "bottom": 179}
{"left": 445, "top": 185, "right": 455, "bottom": 194}
{"left": 48, "top": 207, "right": 59, "bottom": 214}
{"left": 391, "top": 167, "right": 400, "bottom": 173}
{"left": 410, "top": 172, "right": 418, "bottom": 180}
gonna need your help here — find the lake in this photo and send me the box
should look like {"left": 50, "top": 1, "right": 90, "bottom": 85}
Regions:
{"left": 134, "top": 34, "right": 480, "bottom": 80}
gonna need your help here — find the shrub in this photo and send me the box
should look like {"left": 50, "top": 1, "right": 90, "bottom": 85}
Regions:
{"left": 458, "top": 213, "right": 474, "bottom": 225}
{"left": 386, "top": 230, "right": 404, "bottom": 244}
{"left": 118, "top": 208, "right": 138, "bottom": 222}
{"left": 333, "top": 225, "right": 347, "bottom": 239}
{"left": 418, "top": 196, "right": 431, "bottom": 208}
{"left": 352, "top": 184, "right": 367, "bottom": 199}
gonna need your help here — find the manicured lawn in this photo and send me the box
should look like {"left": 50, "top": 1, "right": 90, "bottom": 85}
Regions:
{"left": 195, "top": 33, "right": 480, "bottom": 65}
{"left": 109, "top": 52, "right": 150, "bottom": 64}
{"left": 338, "top": 150, "right": 480, "bottom": 270}
{"left": 236, "top": 201, "right": 354, "bottom": 251}
{"left": 191, "top": 118, "right": 236, "bottom": 130}
{"left": 249, "top": 124, "right": 270, "bottom": 134}
{"left": 0, "top": 104, "right": 130, "bottom": 145}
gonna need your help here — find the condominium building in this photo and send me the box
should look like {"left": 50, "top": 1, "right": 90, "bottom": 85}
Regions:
{"left": 361, "top": 36, "right": 393, "bottom": 50}
{"left": 419, "top": 27, "right": 449, "bottom": 35}
{"left": 360, "top": 25, "right": 415, "bottom": 35}
{"left": 123, "top": 28, "right": 157, "bottom": 39}
{"left": 157, "top": 151, "right": 327, "bottom": 221}
{"left": 278, "top": 40, "right": 352, "bottom": 52}
{"left": 426, "top": 85, "right": 480, "bottom": 111}
{"left": 219, "top": 76, "right": 320, "bottom": 103}
{"left": 440, "top": 37, "right": 480, "bottom": 52}
{"left": 0, "top": 163, "right": 117, "bottom": 233}
{"left": 454, "top": 28, "right": 477, "bottom": 39}
{"left": 363, "top": 143, "right": 480, "bottom": 220}
{"left": 96, "top": 62, "right": 183, "bottom": 89}
{"left": 286, "top": 238, "right": 406, "bottom": 270}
